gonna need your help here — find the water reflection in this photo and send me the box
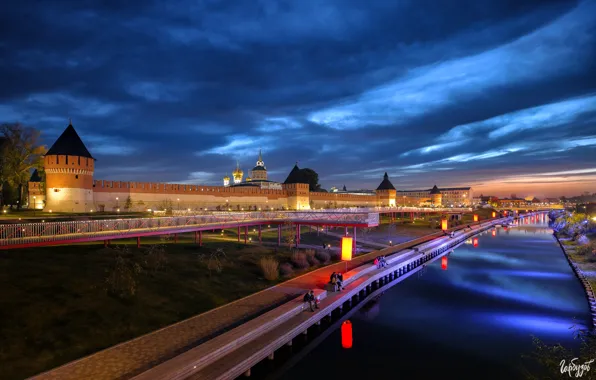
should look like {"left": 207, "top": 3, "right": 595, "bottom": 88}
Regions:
{"left": 271, "top": 214, "right": 591, "bottom": 380}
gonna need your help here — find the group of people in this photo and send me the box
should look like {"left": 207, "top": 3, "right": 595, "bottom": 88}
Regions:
{"left": 303, "top": 290, "right": 320, "bottom": 312}
{"left": 329, "top": 272, "right": 344, "bottom": 291}
{"left": 443, "top": 231, "right": 456, "bottom": 238}
{"left": 373, "top": 256, "right": 388, "bottom": 269}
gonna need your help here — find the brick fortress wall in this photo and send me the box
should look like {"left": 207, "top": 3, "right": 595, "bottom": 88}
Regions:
{"left": 92, "top": 180, "right": 289, "bottom": 211}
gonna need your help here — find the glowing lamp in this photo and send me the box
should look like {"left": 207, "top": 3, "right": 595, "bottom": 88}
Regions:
{"left": 341, "top": 237, "right": 353, "bottom": 261}
{"left": 441, "top": 219, "right": 448, "bottom": 231}
{"left": 492, "top": 230, "right": 496, "bottom": 237}
{"left": 341, "top": 320, "right": 353, "bottom": 349}
{"left": 441, "top": 256, "right": 448, "bottom": 270}
{"left": 473, "top": 214, "right": 478, "bottom": 222}
{"left": 492, "top": 212, "right": 496, "bottom": 218}
{"left": 473, "top": 238, "right": 478, "bottom": 247}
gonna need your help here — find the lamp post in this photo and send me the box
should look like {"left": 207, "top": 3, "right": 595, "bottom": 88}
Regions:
{"left": 33, "top": 196, "right": 36, "bottom": 216}
{"left": 177, "top": 198, "right": 180, "bottom": 210}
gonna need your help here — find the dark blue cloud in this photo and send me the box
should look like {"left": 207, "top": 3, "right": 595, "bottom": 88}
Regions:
{"left": 1, "top": 0, "right": 595, "bottom": 197}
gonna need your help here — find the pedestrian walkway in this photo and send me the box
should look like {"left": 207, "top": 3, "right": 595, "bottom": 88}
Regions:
{"left": 33, "top": 231, "right": 445, "bottom": 380}
{"left": 323, "top": 230, "right": 390, "bottom": 249}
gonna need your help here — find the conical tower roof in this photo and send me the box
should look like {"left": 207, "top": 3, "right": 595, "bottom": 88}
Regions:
{"left": 46, "top": 121, "right": 94, "bottom": 159}
{"left": 430, "top": 185, "right": 441, "bottom": 194}
{"left": 284, "top": 162, "right": 302, "bottom": 184}
{"left": 30, "top": 169, "right": 42, "bottom": 182}
{"left": 376, "top": 172, "right": 395, "bottom": 190}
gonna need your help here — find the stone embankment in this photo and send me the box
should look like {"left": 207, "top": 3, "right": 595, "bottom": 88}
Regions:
{"left": 554, "top": 234, "right": 596, "bottom": 328}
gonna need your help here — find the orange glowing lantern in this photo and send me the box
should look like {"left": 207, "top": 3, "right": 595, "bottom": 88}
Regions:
{"left": 341, "top": 237, "right": 353, "bottom": 261}
{"left": 341, "top": 320, "right": 353, "bottom": 349}
{"left": 473, "top": 238, "right": 478, "bottom": 247}
{"left": 441, "top": 256, "right": 448, "bottom": 270}
{"left": 441, "top": 219, "right": 448, "bottom": 231}
{"left": 492, "top": 211, "right": 496, "bottom": 218}
{"left": 473, "top": 214, "right": 479, "bottom": 222}
{"left": 492, "top": 230, "right": 496, "bottom": 237}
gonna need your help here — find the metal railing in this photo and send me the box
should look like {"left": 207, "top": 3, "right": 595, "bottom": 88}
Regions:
{"left": 170, "top": 207, "right": 472, "bottom": 216}
{"left": 0, "top": 211, "right": 379, "bottom": 247}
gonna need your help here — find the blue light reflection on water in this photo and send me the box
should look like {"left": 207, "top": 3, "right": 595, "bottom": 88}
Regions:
{"left": 271, "top": 215, "right": 591, "bottom": 380}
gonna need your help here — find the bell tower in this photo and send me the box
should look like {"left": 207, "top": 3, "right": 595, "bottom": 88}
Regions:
{"left": 44, "top": 121, "right": 95, "bottom": 212}
{"left": 251, "top": 149, "right": 268, "bottom": 181}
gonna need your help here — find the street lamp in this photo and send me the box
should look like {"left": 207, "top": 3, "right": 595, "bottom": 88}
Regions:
{"left": 33, "top": 196, "right": 36, "bottom": 216}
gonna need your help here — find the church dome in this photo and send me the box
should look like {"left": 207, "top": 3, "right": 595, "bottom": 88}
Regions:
{"left": 233, "top": 162, "right": 243, "bottom": 176}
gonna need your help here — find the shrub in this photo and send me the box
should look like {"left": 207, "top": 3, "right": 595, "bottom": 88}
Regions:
{"left": 328, "top": 249, "right": 341, "bottom": 261}
{"left": 305, "top": 249, "right": 319, "bottom": 266}
{"left": 105, "top": 256, "right": 142, "bottom": 299}
{"left": 315, "top": 250, "right": 331, "bottom": 263}
{"left": 259, "top": 257, "right": 279, "bottom": 281}
{"left": 142, "top": 244, "right": 168, "bottom": 272}
{"left": 291, "top": 252, "right": 310, "bottom": 269}
{"left": 279, "top": 263, "right": 294, "bottom": 277}
{"left": 578, "top": 242, "right": 596, "bottom": 256}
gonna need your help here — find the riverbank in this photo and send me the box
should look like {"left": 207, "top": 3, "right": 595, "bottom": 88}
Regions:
{"left": 554, "top": 234, "right": 596, "bottom": 326}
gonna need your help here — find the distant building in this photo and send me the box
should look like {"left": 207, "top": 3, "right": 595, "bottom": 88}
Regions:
{"left": 397, "top": 186, "right": 472, "bottom": 207}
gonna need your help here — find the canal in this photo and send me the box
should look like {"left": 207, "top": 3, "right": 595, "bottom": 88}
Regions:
{"left": 254, "top": 214, "right": 591, "bottom": 379}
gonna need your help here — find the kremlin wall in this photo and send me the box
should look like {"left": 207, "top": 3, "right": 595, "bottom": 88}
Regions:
{"left": 28, "top": 123, "right": 473, "bottom": 213}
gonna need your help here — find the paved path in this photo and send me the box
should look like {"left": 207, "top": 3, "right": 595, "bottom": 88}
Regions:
{"left": 32, "top": 231, "right": 444, "bottom": 380}
{"left": 323, "top": 231, "right": 390, "bottom": 249}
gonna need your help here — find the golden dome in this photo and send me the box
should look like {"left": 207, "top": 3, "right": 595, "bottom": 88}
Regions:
{"left": 233, "top": 161, "right": 243, "bottom": 176}
{"left": 223, "top": 174, "right": 230, "bottom": 180}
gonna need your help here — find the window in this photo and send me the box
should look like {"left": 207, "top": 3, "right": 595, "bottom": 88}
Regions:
{"left": 75, "top": 175, "right": 79, "bottom": 179}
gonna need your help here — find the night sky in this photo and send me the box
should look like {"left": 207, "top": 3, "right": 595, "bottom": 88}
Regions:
{"left": 1, "top": 0, "right": 595, "bottom": 197}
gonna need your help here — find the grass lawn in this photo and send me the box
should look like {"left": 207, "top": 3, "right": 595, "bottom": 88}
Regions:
{"left": 0, "top": 234, "right": 323, "bottom": 380}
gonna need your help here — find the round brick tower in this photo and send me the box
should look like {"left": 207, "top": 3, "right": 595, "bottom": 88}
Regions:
{"left": 44, "top": 121, "right": 95, "bottom": 212}
{"left": 430, "top": 185, "right": 442, "bottom": 206}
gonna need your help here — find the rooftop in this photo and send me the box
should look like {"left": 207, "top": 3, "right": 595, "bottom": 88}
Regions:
{"left": 376, "top": 172, "right": 396, "bottom": 190}
{"left": 46, "top": 122, "right": 94, "bottom": 159}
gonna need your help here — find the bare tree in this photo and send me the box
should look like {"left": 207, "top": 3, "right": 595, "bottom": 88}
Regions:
{"left": 1, "top": 123, "right": 46, "bottom": 208}
{"left": 283, "top": 220, "right": 296, "bottom": 248}
{"left": 198, "top": 247, "right": 227, "bottom": 276}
